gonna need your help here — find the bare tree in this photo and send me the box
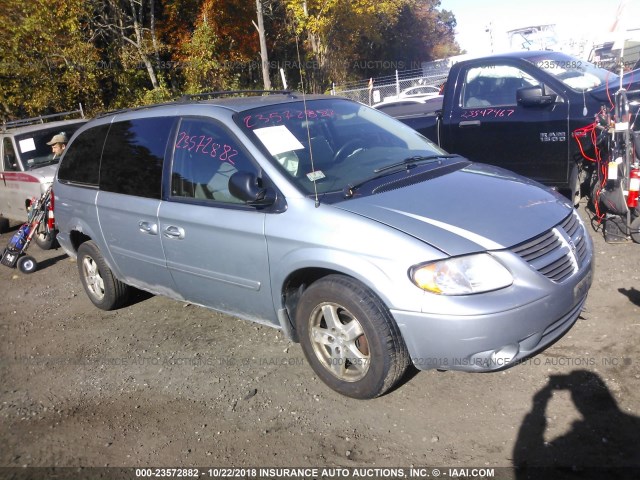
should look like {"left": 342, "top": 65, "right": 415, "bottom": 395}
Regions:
{"left": 253, "top": 0, "right": 272, "bottom": 90}
{"left": 92, "top": 0, "right": 161, "bottom": 89}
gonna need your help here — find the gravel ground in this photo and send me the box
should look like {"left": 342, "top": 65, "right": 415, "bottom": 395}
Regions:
{"left": 1, "top": 203, "right": 639, "bottom": 480}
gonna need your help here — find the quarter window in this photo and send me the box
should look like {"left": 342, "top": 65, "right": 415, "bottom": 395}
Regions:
{"left": 99, "top": 117, "right": 174, "bottom": 199}
{"left": 170, "top": 118, "right": 259, "bottom": 204}
{"left": 57, "top": 125, "right": 109, "bottom": 186}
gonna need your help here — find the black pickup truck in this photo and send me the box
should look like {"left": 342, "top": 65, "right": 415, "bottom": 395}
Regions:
{"left": 376, "top": 50, "right": 640, "bottom": 203}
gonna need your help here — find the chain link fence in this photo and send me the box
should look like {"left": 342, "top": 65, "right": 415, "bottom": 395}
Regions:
{"left": 332, "top": 68, "right": 449, "bottom": 106}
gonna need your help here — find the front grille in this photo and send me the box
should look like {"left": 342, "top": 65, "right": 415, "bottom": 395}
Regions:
{"left": 560, "top": 209, "right": 588, "bottom": 264}
{"left": 511, "top": 210, "right": 587, "bottom": 283}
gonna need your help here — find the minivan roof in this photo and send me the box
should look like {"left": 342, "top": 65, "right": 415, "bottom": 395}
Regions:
{"left": 95, "top": 92, "right": 338, "bottom": 119}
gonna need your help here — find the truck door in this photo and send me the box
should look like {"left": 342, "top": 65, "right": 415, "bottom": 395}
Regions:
{"left": 0, "top": 137, "right": 26, "bottom": 221}
{"left": 445, "top": 62, "right": 569, "bottom": 187}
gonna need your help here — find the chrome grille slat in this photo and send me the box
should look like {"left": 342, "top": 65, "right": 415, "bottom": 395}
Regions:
{"left": 541, "top": 260, "right": 574, "bottom": 282}
{"left": 513, "top": 234, "right": 561, "bottom": 262}
{"left": 511, "top": 210, "right": 587, "bottom": 283}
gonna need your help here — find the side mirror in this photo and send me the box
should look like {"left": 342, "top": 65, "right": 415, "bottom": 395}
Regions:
{"left": 517, "top": 84, "right": 557, "bottom": 106}
{"left": 228, "top": 171, "right": 276, "bottom": 207}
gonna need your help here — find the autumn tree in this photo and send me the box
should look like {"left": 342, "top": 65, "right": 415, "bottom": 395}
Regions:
{"left": 363, "top": 0, "right": 460, "bottom": 77}
{"left": 0, "top": 0, "right": 459, "bottom": 117}
{"left": 174, "top": 0, "right": 263, "bottom": 93}
{"left": 283, "top": 0, "right": 410, "bottom": 90}
{"left": 179, "top": 11, "right": 240, "bottom": 93}
{"left": 0, "top": 0, "right": 103, "bottom": 119}
{"left": 281, "top": 0, "right": 458, "bottom": 91}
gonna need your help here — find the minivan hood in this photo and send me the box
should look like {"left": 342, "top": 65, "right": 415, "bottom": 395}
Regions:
{"left": 334, "top": 163, "right": 573, "bottom": 256}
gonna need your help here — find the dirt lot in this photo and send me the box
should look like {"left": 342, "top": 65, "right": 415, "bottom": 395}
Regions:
{"left": 1, "top": 203, "right": 639, "bottom": 479}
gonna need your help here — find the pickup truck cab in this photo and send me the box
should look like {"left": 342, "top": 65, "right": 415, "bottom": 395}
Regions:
{"left": 382, "top": 51, "right": 640, "bottom": 203}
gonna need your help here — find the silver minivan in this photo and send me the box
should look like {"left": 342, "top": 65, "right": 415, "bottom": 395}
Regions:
{"left": 53, "top": 94, "right": 593, "bottom": 398}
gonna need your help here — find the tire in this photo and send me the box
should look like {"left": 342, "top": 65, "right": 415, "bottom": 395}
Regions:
{"left": 0, "top": 217, "right": 9, "bottom": 234}
{"left": 77, "top": 241, "right": 130, "bottom": 310}
{"left": 35, "top": 223, "right": 57, "bottom": 250}
{"left": 17, "top": 255, "right": 37, "bottom": 274}
{"left": 631, "top": 212, "right": 640, "bottom": 244}
{"left": 295, "top": 274, "right": 409, "bottom": 399}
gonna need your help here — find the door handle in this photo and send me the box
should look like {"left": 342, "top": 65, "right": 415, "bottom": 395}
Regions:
{"left": 138, "top": 221, "right": 158, "bottom": 235}
{"left": 459, "top": 120, "right": 481, "bottom": 127}
{"left": 163, "top": 225, "right": 185, "bottom": 239}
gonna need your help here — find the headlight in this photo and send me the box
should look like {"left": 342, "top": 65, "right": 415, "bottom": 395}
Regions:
{"left": 410, "top": 253, "right": 513, "bottom": 295}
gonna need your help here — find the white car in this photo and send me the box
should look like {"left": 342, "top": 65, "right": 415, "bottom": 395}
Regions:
{"left": 399, "top": 85, "right": 441, "bottom": 98}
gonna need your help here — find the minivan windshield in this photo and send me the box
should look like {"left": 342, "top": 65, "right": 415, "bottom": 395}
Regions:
{"left": 237, "top": 98, "right": 447, "bottom": 196}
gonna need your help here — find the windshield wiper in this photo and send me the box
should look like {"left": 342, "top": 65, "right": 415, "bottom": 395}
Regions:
{"left": 26, "top": 158, "right": 59, "bottom": 170}
{"left": 374, "top": 154, "right": 459, "bottom": 174}
{"left": 343, "top": 154, "right": 460, "bottom": 198}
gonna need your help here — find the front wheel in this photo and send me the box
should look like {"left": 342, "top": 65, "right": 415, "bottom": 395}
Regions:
{"left": 17, "top": 255, "right": 37, "bottom": 274}
{"left": 77, "top": 241, "right": 130, "bottom": 310}
{"left": 295, "top": 274, "right": 409, "bottom": 399}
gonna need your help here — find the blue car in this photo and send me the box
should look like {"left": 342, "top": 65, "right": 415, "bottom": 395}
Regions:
{"left": 53, "top": 94, "right": 593, "bottom": 399}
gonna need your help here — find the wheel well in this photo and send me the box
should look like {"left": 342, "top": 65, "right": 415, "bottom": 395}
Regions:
{"left": 69, "top": 230, "right": 92, "bottom": 252}
{"left": 281, "top": 267, "right": 344, "bottom": 337}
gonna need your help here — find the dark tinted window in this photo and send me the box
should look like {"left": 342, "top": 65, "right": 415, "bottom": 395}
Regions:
{"left": 100, "top": 117, "right": 174, "bottom": 199}
{"left": 57, "top": 125, "right": 108, "bottom": 186}
{"left": 170, "top": 118, "right": 259, "bottom": 204}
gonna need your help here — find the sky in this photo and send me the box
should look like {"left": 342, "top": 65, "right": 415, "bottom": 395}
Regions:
{"left": 438, "top": 0, "right": 640, "bottom": 58}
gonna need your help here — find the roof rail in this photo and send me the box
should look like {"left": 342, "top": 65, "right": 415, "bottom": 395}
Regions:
{"left": 179, "top": 90, "right": 294, "bottom": 102}
{"left": 1, "top": 104, "right": 85, "bottom": 130}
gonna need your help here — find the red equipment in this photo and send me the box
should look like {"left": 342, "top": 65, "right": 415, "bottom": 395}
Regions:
{"left": 628, "top": 166, "right": 639, "bottom": 208}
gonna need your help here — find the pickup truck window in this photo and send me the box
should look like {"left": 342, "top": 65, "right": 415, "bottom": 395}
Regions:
{"left": 462, "top": 65, "right": 539, "bottom": 108}
{"left": 2, "top": 138, "right": 19, "bottom": 171}
{"left": 528, "top": 52, "right": 616, "bottom": 91}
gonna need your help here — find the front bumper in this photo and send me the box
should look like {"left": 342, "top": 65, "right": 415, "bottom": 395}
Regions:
{"left": 392, "top": 263, "right": 592, "bottom": 372}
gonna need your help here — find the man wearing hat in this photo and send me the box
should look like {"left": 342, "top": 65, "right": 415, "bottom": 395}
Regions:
{"left": 46, "top": 132, "right": 68, "bottom": 160}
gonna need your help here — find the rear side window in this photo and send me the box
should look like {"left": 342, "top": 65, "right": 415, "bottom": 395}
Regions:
{"left": 100, "top": 117, "right": 174, "bottom": 199}
{"left": 57, "top": 125, "right": 109, "bottom": 186}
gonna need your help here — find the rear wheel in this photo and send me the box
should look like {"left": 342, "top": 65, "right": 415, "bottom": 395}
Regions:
{"left": 631, "top": 210, "right": 640, "bottom": 244}
{"left": 35, "top": 222, "right": 57, "bottom": 250}
{"left": 295, "top": 274, "right": 409, "bottom": 399}
{"left": 77, "top": 241, "right": 130, "bottom": 310}
{"left": 0, "top": 217, "right": 9, "bottom": 234}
